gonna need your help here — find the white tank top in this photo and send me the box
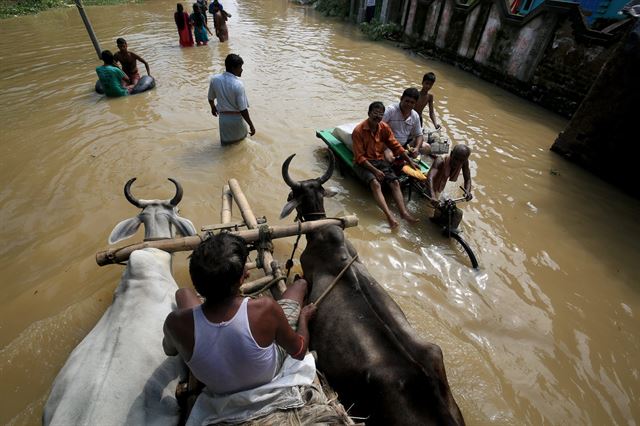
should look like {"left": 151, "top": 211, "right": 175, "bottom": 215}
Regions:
{"left": 186, "top": 298, "right": 279, "bottom": 394}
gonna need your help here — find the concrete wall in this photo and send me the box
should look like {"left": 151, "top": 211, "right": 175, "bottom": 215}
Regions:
{"left": 551, "top": 19, "right": 640, "bottom": 197}
{"left": 365, "top": 0, "right": 632, "bottom": 116}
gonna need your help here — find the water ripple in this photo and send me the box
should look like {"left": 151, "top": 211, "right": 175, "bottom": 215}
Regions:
{"left": 1, "top": 1, "right": 639, "bottom": 425}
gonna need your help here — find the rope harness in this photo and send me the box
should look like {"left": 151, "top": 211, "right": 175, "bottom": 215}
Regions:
{"left": 256, "top": 224, "right": 274, "bottom": 270}
{"left": 285, "top": 220, "right": 303, "bottom": 280}
{"left": 314, "top": 254, "right": 359, "bottom": 306}
{"left": 284, "top": 210, "right": 331, "bottom": 279}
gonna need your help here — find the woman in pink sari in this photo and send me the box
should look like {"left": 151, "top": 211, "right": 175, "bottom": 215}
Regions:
{"left": 174, "top": 3, "right": 194, "bottom": 47}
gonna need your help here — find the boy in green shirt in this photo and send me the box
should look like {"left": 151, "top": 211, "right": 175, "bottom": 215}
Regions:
{"left": 96, "top": 50, "right": 130, "bottom": 97}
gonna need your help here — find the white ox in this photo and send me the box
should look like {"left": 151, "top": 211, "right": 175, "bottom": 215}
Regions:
{"left": 44, "top": 178, "right": 197, "bottom": 426}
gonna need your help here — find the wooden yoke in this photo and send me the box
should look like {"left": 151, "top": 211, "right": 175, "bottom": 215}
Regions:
{"left": 97, "top": 179, "right": 358, "bottom": 297}
{"left": 96, "top": 217, "right": 357, "bottom": 266}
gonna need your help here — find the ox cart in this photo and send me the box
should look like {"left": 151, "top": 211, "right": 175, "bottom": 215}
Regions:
{"left": 44, "top": 159, "right": 466, "bottom": 425}
{"left": 316, "top": 127, "right": 479, "bottom": 269}
{"left": 44, "top": 177, "right": 358, "bottom": 426}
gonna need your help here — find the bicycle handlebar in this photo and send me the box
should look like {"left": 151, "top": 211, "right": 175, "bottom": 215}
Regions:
{"left": 426, "top": 186, "right": 471, "bottom": 205}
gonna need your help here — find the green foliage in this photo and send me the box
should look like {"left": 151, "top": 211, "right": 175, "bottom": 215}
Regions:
{"left": 85, "top": 0, "right": 142, "bottom": 5}
{"left": 1, "top": 0, "right": 142, "bottom": 18}
{"left": 359, "top": 19, "right": 402, "bottom": 41}
{"left": 1, "top": 0, "right": 63, "bottom": 17}
{"left": 316, "top": 0, "right": 349, "bottom": 18}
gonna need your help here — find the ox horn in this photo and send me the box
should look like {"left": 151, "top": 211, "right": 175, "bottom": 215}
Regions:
{"left": 168, "top": 178, "right": 183, "bottom": 206}
{"left": 124, "top": 178, "right": 142, "bottom": 208}
{"left": 317, "top": 149, "right": 335, "bottom": 185}
{"left": 282, "top": 154, "right": 302, "bottom": 190}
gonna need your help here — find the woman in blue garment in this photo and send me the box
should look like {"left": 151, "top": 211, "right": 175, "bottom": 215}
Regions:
{"left": 190, "top": 3, "right": 212, "bottom": 46}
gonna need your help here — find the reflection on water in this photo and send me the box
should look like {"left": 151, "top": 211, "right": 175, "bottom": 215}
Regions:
{"left": 1, "top": 0, "right": 639, "bottom": 424}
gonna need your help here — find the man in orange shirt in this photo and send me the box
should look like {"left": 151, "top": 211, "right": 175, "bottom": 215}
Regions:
{"left": 352, "top": 101, "right": 420, "bottom": 228}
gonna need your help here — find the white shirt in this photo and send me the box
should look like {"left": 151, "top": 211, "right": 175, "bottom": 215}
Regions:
{"left": 208, "top": 71, "right": 249, "bottom": 113}
{"left": 383, "top": 103, "right": 422, "bottom": 145}
{"left": 366, "top": 0, "right": 376, "bottom": 6}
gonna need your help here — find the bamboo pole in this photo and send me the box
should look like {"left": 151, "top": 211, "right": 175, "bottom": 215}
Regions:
{"left": 228, "top": 179, "right": 288, "bottom": 293}
{"left": 96, "top": 216, "right": 358, "bottom": 266}
{"left": 200, "top": 217, "right": 266, "bottom": 232}
{"left": 240, "top": 260, "right": 287, "bottom": 296}
{"left": 240, "top": 275, "right": 274, "bottom": 294}
{"left": 268, "top": 260, "right": 285, "bottom": 295}
{"left": 221, "top": 185, "right": 232, "bottom": 224}
{"left": 220, "top": 184, "right": 263, "bottom": 292}
{"left": 74, "top": 0, "right": 102, "bottom": 60}
{"left": 228, "top": 179, "right": 258, "bottom": 228}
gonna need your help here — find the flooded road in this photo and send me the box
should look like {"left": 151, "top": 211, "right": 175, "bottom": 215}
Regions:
{"left": 1, "top": 0, "right": 639, "bottom": 424}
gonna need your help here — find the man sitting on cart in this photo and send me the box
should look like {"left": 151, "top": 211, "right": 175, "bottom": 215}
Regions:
{"left": 382, "top": 87, "right": 428, "bottom": 161}
{"left": 162, "top": 233, "right": 317, "bottom": 397}
{"left": 425, "top": 144, "right": 473, "bottom": 230}
{"left": 352, "top": 101, "right": 420, "bottom": 229}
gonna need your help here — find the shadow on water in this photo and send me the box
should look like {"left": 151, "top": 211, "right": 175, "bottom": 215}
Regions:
{"left": 544, "top": 154, "right": 640, "bottom": 293}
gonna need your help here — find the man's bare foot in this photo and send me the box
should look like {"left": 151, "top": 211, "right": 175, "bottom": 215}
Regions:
{"left": 401, "top": 212, "right": 419, "bottom": 223}
{"left": 387, "top": 216, "right": 400, "bottom": 229}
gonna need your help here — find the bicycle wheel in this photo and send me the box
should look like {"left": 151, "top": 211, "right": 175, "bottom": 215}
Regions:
{"left": 450, "top": 232, "right": 479, "bottom": 269}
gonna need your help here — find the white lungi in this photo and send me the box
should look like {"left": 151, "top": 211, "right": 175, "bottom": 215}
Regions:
{"left": 219, "top": 113, "right": 247, "bottom": 144}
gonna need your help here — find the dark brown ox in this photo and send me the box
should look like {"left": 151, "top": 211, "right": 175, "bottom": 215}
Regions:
{"left": 280, "top": 153, "right": 465, "bottom": 426}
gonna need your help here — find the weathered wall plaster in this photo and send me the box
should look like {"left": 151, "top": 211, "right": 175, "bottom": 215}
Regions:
{"left": 436, "top": 0, "right": 454, "bottom": 47}
{"left": 552, "top": 19, "right": 640, "bottom": 197}
{"left": 458, "top": 5, "right": 482, "bottom": 57}
{"left": 405, "top": 0, "right": 418, "bottom": 35}
{"left": 474, "top": 3, "right": 501, "bottom": 64}
{"left": 424, "top": 0, "right": 442, "bottom": 40}
{"left": 384, "top": 0, "right": 630, "bottom": 116}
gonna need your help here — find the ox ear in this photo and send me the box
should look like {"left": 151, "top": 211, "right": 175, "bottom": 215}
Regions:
{"left": 280, "top": 199, "right": 300, "bottom": 219}
{"left": 108, "top": 217, "right": 142, "bottom": 245}
{"left": 323, "top": 186, "right": 338, "bottom": 198}
{"left": 170, "top": 216, "right": 197, "bottom": 237}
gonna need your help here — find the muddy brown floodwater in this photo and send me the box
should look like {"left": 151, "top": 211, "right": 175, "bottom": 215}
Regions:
{"left": 1, "top": 0, "right": 639, "bottom": 424}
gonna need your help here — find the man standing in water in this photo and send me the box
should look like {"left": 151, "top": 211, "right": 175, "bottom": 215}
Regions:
{"left": 352, "top": 101, "right": 420, "bottom": 228}
{"left": 425, "top": 144, "right": 473, "bottom": 229}
{"left": 113, "top": 38, "right": 151, "bottom": 87}
{"left": 211, "top": 2, "right": 229, "bottom": 42}
{"left": 365, "top": 0, "right": 376, "bottom": 22}
{"left": 208, "top": 54, "right": 256, "bottom": 145}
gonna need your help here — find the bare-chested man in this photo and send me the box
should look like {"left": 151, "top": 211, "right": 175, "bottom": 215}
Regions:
{"left": 113, "top": 38, "right": 151, "bottom": 87}
{"left": 425, "top": 144, "right": 472, "bottom": 229}
{"left": 415, "top": 72, "right": 440, "bottom": 130}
